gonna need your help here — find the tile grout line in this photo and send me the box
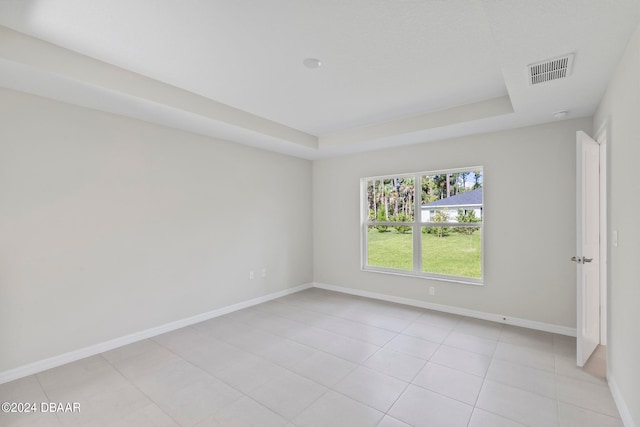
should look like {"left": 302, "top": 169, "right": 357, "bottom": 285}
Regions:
{"left": 33, "top": 370, "right": 65, "bottom": 427}
{"left": 101, "top": 346, "right": 201, "bottom": 427}
{"left": 14, "top": 289, "right": 620, "bottom": 427}
{"left": 152, "top": 311, "right": 386, "bottom": 424}
{"left": 377, "top": 312, "right": 457, "bottom": 426}
{"left": 244, "top": 301, "right": 398, "bottom": 349}
{"left": 466, "top": 325, "right": 503, "bottom": 427}
{"left": 553, "top": 334, "right": 563, "bottom": 427}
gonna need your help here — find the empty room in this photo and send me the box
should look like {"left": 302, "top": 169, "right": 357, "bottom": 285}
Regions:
{"left": 1, "top": 1, "right": 639, "bottom": 426}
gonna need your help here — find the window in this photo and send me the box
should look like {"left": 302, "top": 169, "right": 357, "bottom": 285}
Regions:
{"left": 362, "top": 167, "right": 483, "bottom": 284}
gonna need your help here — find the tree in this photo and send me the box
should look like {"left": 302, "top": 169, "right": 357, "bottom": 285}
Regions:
{"left": 424, "top": 210, "right": 449, "bottom": 237}
{"left": 371, "top": 180, "right": 377, "bottom": 221}
{"left": 460, "top": 172, "right": 469, "bottom": 191}
{"left": 472, "top": 171, "right": 482, "bottom": 189}
{"left": 375, "top": 207, "right": 390, "bottom": 232}
{"left": 393, "top": 212, "right": 412, "bottom": 234}
{"left": 383, "top": 180, "right": 392, "bottom": 221}
{"left": 455, "top": 209, "right": 481, "bottom": 235}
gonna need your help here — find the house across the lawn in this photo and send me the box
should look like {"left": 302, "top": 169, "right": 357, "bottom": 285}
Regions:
{"left": 421, "top": 188, "right": 483, "bottom": 222}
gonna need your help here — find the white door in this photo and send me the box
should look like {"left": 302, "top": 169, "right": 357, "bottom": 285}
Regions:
{"left": 575, "top": 131, "right": 600, "bottom": 367}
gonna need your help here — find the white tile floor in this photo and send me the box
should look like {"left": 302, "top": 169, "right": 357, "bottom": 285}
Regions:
{"left": 0, "top": 288, "right": 622, "bottom": 427}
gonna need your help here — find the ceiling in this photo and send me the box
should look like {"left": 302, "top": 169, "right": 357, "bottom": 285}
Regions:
{"left": 0, "top": 0, "right": 638, "bottom": 159}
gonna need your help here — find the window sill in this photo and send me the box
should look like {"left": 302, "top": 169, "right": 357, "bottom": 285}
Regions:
{"left": 362, "top": 266, "right": 484, "bottom": 286}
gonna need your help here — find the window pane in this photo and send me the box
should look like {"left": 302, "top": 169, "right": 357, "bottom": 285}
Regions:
{"left": 421, "top": 171, "right": 483, "bottom": 223}
{"left": 422, "top": 227, "right": 481, "bottom": 278}
{"left": 367, "top": 225, "right": 413, "bottom": 270}
{"left": 367, "top": 177, "right": 415, "bottom": 222}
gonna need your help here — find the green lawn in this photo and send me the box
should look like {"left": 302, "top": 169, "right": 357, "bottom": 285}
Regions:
{"left": 367, "top": 227, "right": 481, "bottom": 278}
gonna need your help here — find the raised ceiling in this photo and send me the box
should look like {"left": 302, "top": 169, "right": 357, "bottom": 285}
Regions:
{"left": 0, "top": 0, "right": 638, "bottom": 159}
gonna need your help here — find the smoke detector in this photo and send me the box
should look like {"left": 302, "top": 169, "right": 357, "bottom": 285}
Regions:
{"left": 527, "top": 53, "right": 575, "bottom": 85}
{"left": 303, "top": 58, "right": 322, "bottom": 69}
{"left": 552, "top": 110, "right": 569, "bottom": 119}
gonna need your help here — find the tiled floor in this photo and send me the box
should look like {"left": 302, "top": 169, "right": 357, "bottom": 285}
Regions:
{"left": 0, "top": 288, "right": 622, "bottom": 427}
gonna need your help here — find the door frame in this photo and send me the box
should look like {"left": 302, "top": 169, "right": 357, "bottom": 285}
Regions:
{"left": 595, "top": 122, "right": 608, "bottom": 346}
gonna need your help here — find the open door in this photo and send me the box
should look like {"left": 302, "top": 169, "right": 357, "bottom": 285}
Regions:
{"left": 575, "top": 131, "right": 600, "bottom": 367}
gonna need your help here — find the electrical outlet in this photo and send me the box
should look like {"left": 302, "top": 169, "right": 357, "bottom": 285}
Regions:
{"left": 429, "top": 286, "right": 435, "bottom": 296}
{"left": 249, "top": 271, "right": 254, "bottom": 280}
{"left": 261, "top": 268, "right": 267, "bottom": 278}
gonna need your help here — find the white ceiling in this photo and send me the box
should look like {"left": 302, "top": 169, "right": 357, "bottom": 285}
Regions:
{"left": 0, "top": 0, "right": 638, "bottom": 159}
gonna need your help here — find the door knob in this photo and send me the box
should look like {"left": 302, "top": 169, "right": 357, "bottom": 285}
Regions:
{"left": 583, "top": 257, "right": 593, "bottom": 263}
{"left": 571, "top": 256, "right": 581, "bottom": 263}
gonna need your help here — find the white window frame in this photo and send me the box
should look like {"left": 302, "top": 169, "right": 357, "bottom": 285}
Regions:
{"left": 361, "top": 166, "right": 484, "bottom": 285}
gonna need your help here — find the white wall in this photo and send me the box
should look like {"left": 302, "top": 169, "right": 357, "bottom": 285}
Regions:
{"left": 314, "top": 118, "right": 591, "bottom": 328}
{"left": 594, "top": 20, "right": 640, "bottom": 427}
{"left": 0, "top": 88, "right": 313, "bottom": 373}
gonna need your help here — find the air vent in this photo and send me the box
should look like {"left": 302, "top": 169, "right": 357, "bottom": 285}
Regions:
{"left": 528, "top": 53, "right": 574, "bottom": 85}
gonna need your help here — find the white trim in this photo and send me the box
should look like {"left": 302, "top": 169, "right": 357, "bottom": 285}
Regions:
{"left": 361, "top": 267, "right": 483, "bottom": 287}
{"left": 596, "top": 124, "right": 608, "bottom": 346}
{"left": 313, "top": 282, "right": 576, "bottom": 336}
{"left": 363, "top": 166, "right": 483, "bottom": 182}
{"left": 0, "top": 283, "right": 313, "bottom": 385}
{"left": 608, "top": 374, "right": 636, "bottom": 427}
{"left": 361, "top": 167, "right": 484, "bottom": 286}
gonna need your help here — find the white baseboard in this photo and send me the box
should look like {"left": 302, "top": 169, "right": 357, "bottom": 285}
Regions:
{"left": 0, "top": 282, "right": 313, "bottom": 385}
{"left": 1, "top": 280, "right": 577, "bottom": 385}
{"left": 608, "top": 374, "right": 636, "bottom": 427}
{"left": 313, "top": 282, "right": 576, "bottom": 337}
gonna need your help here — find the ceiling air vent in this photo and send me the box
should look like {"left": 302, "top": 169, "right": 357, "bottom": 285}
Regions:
{"left": 527, "top": 53, "right": 575, "bottom": 85}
